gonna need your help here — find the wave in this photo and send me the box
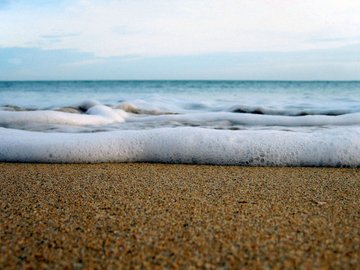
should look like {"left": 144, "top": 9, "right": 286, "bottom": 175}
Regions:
{"left": 229, "top": 105, "right": 354, "bottom": 116}
{"left": 115, "top": 102, "right": 178, "bottom": 115}
{"left": 4, "top": 99, "right": 359, "bottom": 118}
{"left": 0, "top": 102, "right": 127, "bottom": 128}
{"left": 1, "top": 127, "right": 359, "bottom": 167}
{"left": 131, "top": 112, "right": 360, "bottom": 127}
{"left": 2, "top": 104, "right": 360, "bottom": 133}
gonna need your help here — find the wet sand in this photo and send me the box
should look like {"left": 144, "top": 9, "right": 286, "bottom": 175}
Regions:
{"left": 0, "top": 163, "right": 359, "bottom": 269}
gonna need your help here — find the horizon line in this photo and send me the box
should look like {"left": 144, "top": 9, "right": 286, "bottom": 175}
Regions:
{"left": 1, "top": 79, "right": 360, "bottom": 83}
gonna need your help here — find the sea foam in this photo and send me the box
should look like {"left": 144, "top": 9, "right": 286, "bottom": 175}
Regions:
{"left": 1, "top": 80, "right": 360, "bottom": 167}
{"left": 2, "top": 109, "right": 360, "bottom": 131}
{"left": 1, "top": 127, "right": 359, "bottom": 166}
{"left": 0, "top": 103, "right": 127, "bottom": 127}
{"left": 131, "top": 112, "right": 360, "bottom": 127}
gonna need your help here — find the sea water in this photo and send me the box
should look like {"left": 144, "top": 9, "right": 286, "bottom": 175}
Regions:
{"left": 1, "top": 80, "right": 360, "bottom": 166}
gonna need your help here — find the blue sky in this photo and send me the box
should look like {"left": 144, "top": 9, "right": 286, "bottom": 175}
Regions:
{"left": 0, "top": 0, "right": 360, "bottom": 80}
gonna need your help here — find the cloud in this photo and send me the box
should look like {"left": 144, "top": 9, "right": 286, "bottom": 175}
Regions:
{"left": 0, "top": 0, "right": 360, "bottom": 58}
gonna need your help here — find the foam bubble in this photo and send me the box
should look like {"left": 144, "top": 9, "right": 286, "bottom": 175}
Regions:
{"left": 1, "top": 127, "right": 359, "bottom": 167}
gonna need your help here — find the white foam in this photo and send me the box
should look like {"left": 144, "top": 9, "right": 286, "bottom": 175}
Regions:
{"left": 0, "top": 104, "right": 127, "bottom": 127}
{"left": 130, "top": 112, "right": 360, "bottom": 127}
{"left": 1, "top": 127, "right": 359, "bottom": 167}
{"left": 2, "top": 104, "right": 360, "bottom": 133}
{"left": 87, "top": 105, "right": 127, "bottom": 121}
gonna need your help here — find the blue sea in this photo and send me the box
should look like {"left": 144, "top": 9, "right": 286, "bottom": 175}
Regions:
{"left": 1, "top": 80, "right": 360, "bottom": 166}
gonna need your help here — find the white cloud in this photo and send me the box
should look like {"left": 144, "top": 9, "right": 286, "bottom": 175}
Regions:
{"left": 0, "top": 0, "right": 360, "bottom": 57}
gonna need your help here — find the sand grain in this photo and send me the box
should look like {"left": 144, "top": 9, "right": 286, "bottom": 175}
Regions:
{"left": 1, "top": 163, "right": 359, "bottom": 269}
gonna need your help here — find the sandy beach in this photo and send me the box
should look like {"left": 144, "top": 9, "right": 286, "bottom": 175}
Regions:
{"left": 0, "top": 163, "right": 359, "bottom": 269}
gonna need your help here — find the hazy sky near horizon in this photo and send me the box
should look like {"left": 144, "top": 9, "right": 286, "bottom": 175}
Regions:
{"left": 0, "top": 0, "right": 360, "bottom": 80}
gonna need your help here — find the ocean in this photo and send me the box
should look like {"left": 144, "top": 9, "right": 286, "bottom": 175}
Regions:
{"left": 1, "top": 80, "right": 360, "bottom": 166}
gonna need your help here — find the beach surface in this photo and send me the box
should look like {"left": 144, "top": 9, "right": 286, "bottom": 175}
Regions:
{"left": 0, "top": 163, "right": 359, "bottom": 269}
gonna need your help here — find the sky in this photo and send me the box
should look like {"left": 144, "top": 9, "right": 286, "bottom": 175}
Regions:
{"left": 0, "top": 0, "right": 360, "bottom": 80}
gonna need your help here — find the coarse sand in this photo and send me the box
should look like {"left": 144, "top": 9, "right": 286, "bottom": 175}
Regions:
{"left": 0, "top": 163, "right": 359, "bottom": 269}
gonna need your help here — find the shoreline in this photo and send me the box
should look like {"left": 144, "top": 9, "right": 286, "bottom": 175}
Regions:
{"left": 1, "top": 163, "right": 359, "bottom": 268}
